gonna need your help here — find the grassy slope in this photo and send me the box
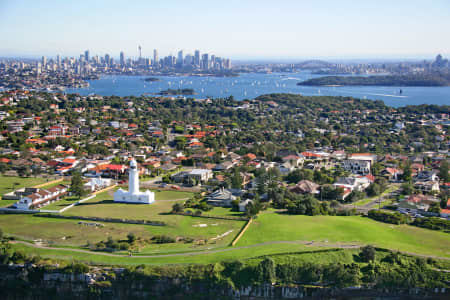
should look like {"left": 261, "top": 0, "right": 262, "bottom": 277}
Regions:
{"left": 0, "top": 176, "right": 47, "bottom": 197}
{"left": 236, "top": 213, "right": 450, "bottom": 258}
{"left": 10, "top": 242, "right": 319, "bottom": 265}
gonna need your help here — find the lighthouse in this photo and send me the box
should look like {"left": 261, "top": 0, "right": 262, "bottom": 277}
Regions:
{"left": 128, "top": 159, "right": 139, "bottom": 194}
{"left": 113, "top": 159, "right": 155, "bottom": 204}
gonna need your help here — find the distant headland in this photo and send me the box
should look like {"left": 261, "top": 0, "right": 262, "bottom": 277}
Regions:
{"left": 297, "top": 73, "right": 450, "bottom": 87}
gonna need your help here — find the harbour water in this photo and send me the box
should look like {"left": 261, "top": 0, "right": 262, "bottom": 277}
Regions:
{"left": 66, "top": 71, "right": 450, "bottom": 107}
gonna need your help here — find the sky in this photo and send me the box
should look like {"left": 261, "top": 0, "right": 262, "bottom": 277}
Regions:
{"left": 0, "top": 0, "right": 449, "bottom": 60}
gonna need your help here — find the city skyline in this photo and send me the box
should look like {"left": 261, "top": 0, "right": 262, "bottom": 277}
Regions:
{"left": 1, "top": 0, "right": 450, "bottom": 60}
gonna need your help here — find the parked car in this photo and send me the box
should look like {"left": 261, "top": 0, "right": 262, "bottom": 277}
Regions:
{"left": 171, "top": 185, "right": 180, "bottom": 190}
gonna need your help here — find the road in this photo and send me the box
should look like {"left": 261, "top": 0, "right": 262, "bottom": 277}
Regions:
{"left": 342, "top": 184, "right": 401, "bottom": 214}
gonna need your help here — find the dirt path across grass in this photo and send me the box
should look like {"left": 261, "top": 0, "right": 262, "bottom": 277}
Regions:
{"left": 10, "top": 240, "right": 450, "bottom": 261}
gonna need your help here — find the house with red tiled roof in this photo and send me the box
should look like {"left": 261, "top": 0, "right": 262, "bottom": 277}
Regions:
{"left": 301, "top": 152, "right": 322, "bottom": 160}
{"left": 188, "top": 142, "right": 204, "bottom": 149}
{"left": 244, "top": 153, "right": 257, "bottom": 161}
{"left": 381, "top": 167, "right": 403, "bottom": 181}
{"left": 0, "top": 158, "right": 11, "bottom": 164}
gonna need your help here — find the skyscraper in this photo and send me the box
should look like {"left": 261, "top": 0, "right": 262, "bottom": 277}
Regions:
{"left": 120, "top": 51, "right": 125, "bottom": 66}
{"left": 201, "top": 53, "right": 209, "bottom": 70}
{"left": 153, "top": 49, "right": 158, "bottom": 68}
{"left": 177, "top": 50, "right": 183, "bottom": 68}
{"left": 105, "top": 54, "right": 110, "bottom": 66}
{"left": 41, "top": 56, "right": 47, "bottom": 67}
{"left": 56, "top": 55, "right": 61, "bottom": 68}
{"left": 84, "top": 50, "right": 89, "bottom": 62}
{"left": 194, "top": 50, "right": 200, "bottom": 67}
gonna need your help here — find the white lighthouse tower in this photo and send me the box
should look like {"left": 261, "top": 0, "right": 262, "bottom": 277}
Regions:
{"left": 114, "top": 159, "right": 155, "bottom": 204}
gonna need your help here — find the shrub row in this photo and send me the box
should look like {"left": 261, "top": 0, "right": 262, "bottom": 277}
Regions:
{"left": 412, "top": 217, "right": 450, "bottom": 233}
{"left": 35, "top": 213, "right": 166, "bottom": 226}
{"left": 367, "top": 210, "right": 410, "bottom": 225}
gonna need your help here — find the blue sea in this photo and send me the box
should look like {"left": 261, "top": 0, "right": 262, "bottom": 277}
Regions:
{"left": 66, "top": 71, "right": 450, "bottom": 107}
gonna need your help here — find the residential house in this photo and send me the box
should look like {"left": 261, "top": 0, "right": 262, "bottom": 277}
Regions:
{"left": 413, "top": 181, "right": 440, "bottom": 193}
{"left": 381, "top": 167, "right": 403, "bottom": 181}
{"left": 288, "top": 180, "right": 320, "bottom": 195}
{"left": 342, "top": 159, "right": 371, "bottom": 175}
{"left": 187, "top": 169, "right": 213, "bottom": 183}
{"left": 333, "top": 176, "right": 371, "bottom": 192}
{"left": 15, "top": 185, "right": 68, "bottom": 210}
{"left": 206, "top": 188, "right": 237, "bottom": 207}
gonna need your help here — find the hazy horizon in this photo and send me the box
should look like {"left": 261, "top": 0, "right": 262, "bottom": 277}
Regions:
{"left": 1, "top": 0, "right": 449, "bottom": 60}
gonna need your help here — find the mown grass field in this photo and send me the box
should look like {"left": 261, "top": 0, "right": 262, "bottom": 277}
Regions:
{"left": 235, "top": 212, "right": 450, "bottom": 258}
{"left": 43, "top": 196, "right": 80, "bottom": 210}
{"left": 0, "top": 188, "right": 245, "bottom": 252}
{"left": 0, "top": 176, "right": 48, "bottom": 197}
{"left": 63, "top": 189, "right": 193, "bottom": 222}
{"left": 0, "top": 212, "right": 245, "bottom": 252}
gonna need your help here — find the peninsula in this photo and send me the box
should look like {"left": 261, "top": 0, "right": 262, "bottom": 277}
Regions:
{"left": 157, "top": 88, "right": 195, "bottom": 95}
{"left": 297, "top": 73, "right": 450, "bottom": 87}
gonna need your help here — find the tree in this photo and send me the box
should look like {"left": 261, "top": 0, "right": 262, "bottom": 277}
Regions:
{"left": 230, "top": 170, "right": 243, "bottom": 189}
{"left": 246, "top": 198, "right": 262, "bottom": 217}
{"left": 172, "top": 203, "right": 184, "bottom": 213}
{"left": 401, "top": 182, "right": 414, "bottom": 195}
{"left": 439, "top": 160, "right": 449, "bottom": 183}
{"left": 360, "top": 245, "right": 376, "bottom": 262}
{"left": 321, "top": 185, "right": 343, "bottom": 200}
{"left": 70, "top": 171, "right": 86, "bottom": 198}
{"left": 366, "top": 183, "right": 381, "bottom": 197}
{"left": 428, "top": 202, "right": 441, "bottom": 214}
{"left": 127, "top": 233, "right": 136, "bottom": 243}
{"left": 231, "top": 199, "right": 240, "bottom": 211}
{"left": 402, "top": 163, "right": 412, "bottom": 183}
{"left": 256, "top": 257, "right": 276, "bottom": 283}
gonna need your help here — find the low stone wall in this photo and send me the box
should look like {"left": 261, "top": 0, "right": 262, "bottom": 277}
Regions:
{"left": 173, "top": 211, "right": 249, "bottom": 221}
{"left": 231, "top": 218, "right": 253, "bottom": 246}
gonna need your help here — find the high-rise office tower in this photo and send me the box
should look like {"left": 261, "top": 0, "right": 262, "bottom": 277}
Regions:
{"left": 105, "top": 54, "right": 110, "bottom": 66}
{"left": 120, "top": 51, "right": 125, "bottom": 66}
{"left": 201, "top": 53, "right": 209, "bottom": 70}
{"left": 138, "top": 45, "right": 142, "bottom": 63}
{"left": 210, "top": 55, "right": 216, "bottom": 69}
{"left": 41, "top": 56, "right": 47, "bottom": 67}
{"left": 194, "top": 50, "right": 200, "bottom": 67}
{"left": 185, "top": 54, "right": 193, "bottom": 66}
{"left": 153, "top": 49, "right": 159, "bottom": 68}
{"left": 177, "top": 50, "right": 183, "bottom": 68}
{"left": 56, "top": 55, "right": 61, "bottom": 67}
{"left": 85, "top": 50, "right": 89, "bottom": 62}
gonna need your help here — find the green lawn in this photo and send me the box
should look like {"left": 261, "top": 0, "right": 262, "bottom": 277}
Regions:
{"left": 0, "top": 176, "right": 48, "bottom": 197}
{"left": 43, "top": 196, "right": 80, "bottom": 211}
{"left": 0, "top": 200, "right": 17, "bottom": 208}
{"left": 63, "top": 189, "right": 194, "bottom": 222}
{"left": 9, "top": 241, "right": 320, "bottom": 265}
{"left": 0, "top": 212, "right": 244, "bottom": 251}
{"left": 236, "top": 212, "right": 450, "bottom": 258}
{"left": 0, "top": 188, "right": 244, "bottom": 251}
